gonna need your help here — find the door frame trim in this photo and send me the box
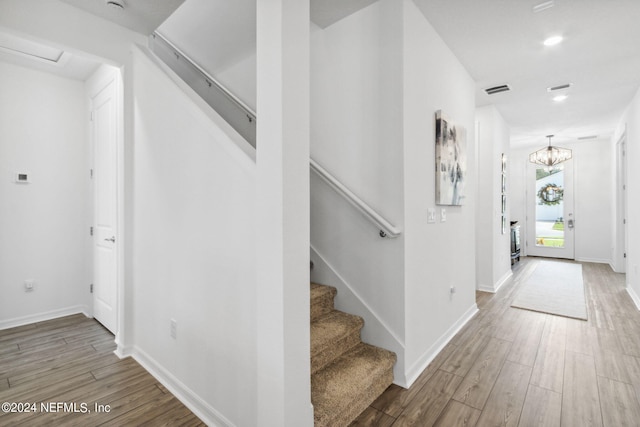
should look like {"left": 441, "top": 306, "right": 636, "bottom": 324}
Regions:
{"left": 525, "top": 158, "right": 576, "bottom": 260}
{"left": 87, "top": 65, "right": 124, "bottom": 343}
{"left": 614, "top": 130, "right": 628, "bottom": 273}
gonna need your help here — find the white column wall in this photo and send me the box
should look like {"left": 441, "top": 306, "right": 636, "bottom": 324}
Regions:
{"left": 615, "top": 87, "right": 640, "bottom": 309}
{"left": 402, "top": 0, "right": 478, "bottom": 386}
{"left": 131, "top": 47, "right": 258, "bottom": 426}
{"left": 475, "top": 105, "right": 512, "bottom": 293}
{"left": 256, "top": 0, "right": 312, "bottom": 425}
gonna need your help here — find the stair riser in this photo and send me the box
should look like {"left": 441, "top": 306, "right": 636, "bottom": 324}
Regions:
{"left": 311, "top": 330, "right": 361, "bottom": 375}
{"left": 311, "top": 295, "right": 335, "bottom": 321}
{"left": 310, "top": 283, "right": 397, "bottom": 427}
{"left": 316, "top": 369, "right": 394, "bottom": 427}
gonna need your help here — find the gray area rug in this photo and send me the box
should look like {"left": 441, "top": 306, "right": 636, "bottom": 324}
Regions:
{"left": 511, "top": 261, "right": 587, "bottom": 320}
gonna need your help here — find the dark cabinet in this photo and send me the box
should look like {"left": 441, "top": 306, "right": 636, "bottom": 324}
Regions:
{"left": 511, "top": 222, "right": 520, "bottom": 265}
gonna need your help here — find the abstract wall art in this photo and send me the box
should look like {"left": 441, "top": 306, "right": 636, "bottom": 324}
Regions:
{"left": 435, "top": 110, "right": 467, "bottom": 205}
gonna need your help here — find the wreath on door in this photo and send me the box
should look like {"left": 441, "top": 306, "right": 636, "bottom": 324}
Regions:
{"left": 538, "top": 183, "right": 564, "bottom": 205}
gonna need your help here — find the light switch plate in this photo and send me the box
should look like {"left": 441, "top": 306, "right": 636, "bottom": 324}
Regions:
{"left": 427, "top": 208, "right": 436, "bottom": 223}
{"left": 441, "top": 208, "right": 447, "bottom": 222}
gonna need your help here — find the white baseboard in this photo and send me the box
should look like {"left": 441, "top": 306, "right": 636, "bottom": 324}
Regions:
{"left": 477, "top": 270, "right": 512, "bottom": 294}
{"left": 114, "top": 344, "right": 134, "bottom": 359}
{"left": 404, "top": 303, "right": 479, "bottom": 388}
{"left": 0, "top": 305, "right": 90, "bottom": 330}
{"left": 576, "top": 257, "right": 612, "bottom": 265}
{"left": 131, "top": 346, "right": 234, "bottom": 427}
{"left": 627, "top": 286, "right": 640, "bottom": 311}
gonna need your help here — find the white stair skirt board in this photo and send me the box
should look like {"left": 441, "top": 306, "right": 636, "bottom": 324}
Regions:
{"left": 511, "top": 260, "right": 587, "bottom": 320}
{"left": 628, "top": 286, "right": 640, "bottom": 311}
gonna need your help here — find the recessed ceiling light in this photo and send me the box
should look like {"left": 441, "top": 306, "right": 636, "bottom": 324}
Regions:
{"left": 544, "top": 36, "right": 563, "bottom": 46}
{"left": 553, "top": 95, "right": 568, "bottom": 102}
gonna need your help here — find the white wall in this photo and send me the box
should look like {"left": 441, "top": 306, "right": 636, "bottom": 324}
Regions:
{"left": 131, "top": 47, "right": 257, "bottom": 426}
{"left": 509, "top": 140, "right": 614, "bottom": 264}
{"left": 475, "top": 105, "right": 511, "bottom": 293}
{"left": 310, "top": 0, "right": 407, "bottom": 384}
{"left": 571, "top": 139, "right": 614, "bottom": 263}
{"left": 615, "top": 87, "right": 640, "bottom": 309}
{"left": 310, "top": 0, "right": 479, "bottom": 388}
{"left": 402, "top": 0, "right": 478, "bottom": 385}
{"left": 133, "top": 47, "right": 257, "bottom": 425}
{"left": 216, "top": 52, "right": 256, "bottom": 112}
{"left": 0, "top": 61, "right": 91, "bottom": 327}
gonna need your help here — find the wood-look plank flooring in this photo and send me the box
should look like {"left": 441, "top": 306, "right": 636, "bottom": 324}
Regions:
{"left": 352, "top": 257, "right": 640, "bottom": 427}
{"left": 0, "top": 314, "right": 204, "bottom": 426}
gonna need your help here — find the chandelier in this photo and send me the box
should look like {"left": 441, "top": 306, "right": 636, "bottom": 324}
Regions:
{"left": 529, "top": 135, "right": 572, "bottom": 167}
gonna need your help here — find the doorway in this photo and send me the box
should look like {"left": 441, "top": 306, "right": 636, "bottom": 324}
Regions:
{"left": 526, "top": 159, "right": 575, "bottom": 259}
{"left": 88, "top": 66, "right": 122, "bottom": 335}
{"left": 615, "top": 134, "right": 627, "bottom": 273}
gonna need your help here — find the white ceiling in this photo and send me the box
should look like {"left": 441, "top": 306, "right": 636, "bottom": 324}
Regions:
{"left": 0, "top": 30, "right": 103, "bottom": 81}
{"left": 157, "top": 0, "right": 640, "bottom": 149}
{"left": 4, "top": 0, "right": 639, "bottom": 150}
{"left": 0, "top": 0, "right": 186, "bottom": 81}
{"left": 413, "top": 0, "right": 640, "bottom": 148}
{"left": 59, "top": 0, "right": 185, "bottom": 35}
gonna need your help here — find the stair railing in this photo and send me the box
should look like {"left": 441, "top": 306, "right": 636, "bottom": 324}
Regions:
{"left": 150, "top": 32, "right": 257, "bottom": 147}
{"left": 310, "top": 159, "right": 401, "bottom": 238}
{"left": 150, "top": 32, "right": 401, "bottom": 239}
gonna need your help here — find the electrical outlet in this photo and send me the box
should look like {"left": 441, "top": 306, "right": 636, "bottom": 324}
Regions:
{"left": 441, "top": 208, "right": 447, "bottom": 222}
{"left": 24, "top": 280, "right": 35, "bottom": 292}
{"left": 450, "top": 286, "right": 456, "bottom": 294}
{"left": 170, "top": 319, "right": 177, "bottom": 339}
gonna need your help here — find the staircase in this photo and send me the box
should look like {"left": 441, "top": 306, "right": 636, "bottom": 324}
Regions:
{"left": 310, "top": 283, "right": 396, "bottom": 427}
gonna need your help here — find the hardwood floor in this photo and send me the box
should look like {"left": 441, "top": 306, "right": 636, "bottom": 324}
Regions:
{"left": 0, "top": 314, "right": 204, "bottom": 426}
{"left": 352, "top": 257, "right": 640, "bottom": 427}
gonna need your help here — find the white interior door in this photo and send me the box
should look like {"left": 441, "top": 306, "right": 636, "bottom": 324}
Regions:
{"left": 526, "top": 159, "right": 575, "bottom": 259}
{"left": 92, "top": 78, "right": 118, "bottom": 334}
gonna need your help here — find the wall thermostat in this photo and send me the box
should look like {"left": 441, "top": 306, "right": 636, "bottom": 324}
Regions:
{"left": 15, "top": 172, "right": 30, "bottom": 183}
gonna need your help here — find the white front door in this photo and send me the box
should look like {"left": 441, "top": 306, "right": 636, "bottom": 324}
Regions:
{"left": 91, "top": 78, "right": 118, "bottom": 334}
{"left": 526, "top": 159, "right": 575, "bottom": 259}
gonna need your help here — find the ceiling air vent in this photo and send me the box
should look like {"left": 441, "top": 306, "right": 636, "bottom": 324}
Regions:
{"left": 547, "top": 83, "right": 572, "bottom": 92}
{"left": 577, "top": 135, "right": 598, "bottom": 140}
{"left": 484, "top": 84, "right": 511, "bottom": 95}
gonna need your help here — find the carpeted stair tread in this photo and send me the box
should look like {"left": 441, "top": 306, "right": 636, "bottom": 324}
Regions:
{"left": 311, "top": 283, "right": 337, "bottom": 321}
{"left": 311, "top": 310, "right": 364, "bottom": 374}
{"left": 311, "top": 343, "right": 396, "bottom": 427}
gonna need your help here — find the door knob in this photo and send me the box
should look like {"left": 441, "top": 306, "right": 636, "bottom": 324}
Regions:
{"left": 104, "top": 236, "right": 116, "bottom": 243}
